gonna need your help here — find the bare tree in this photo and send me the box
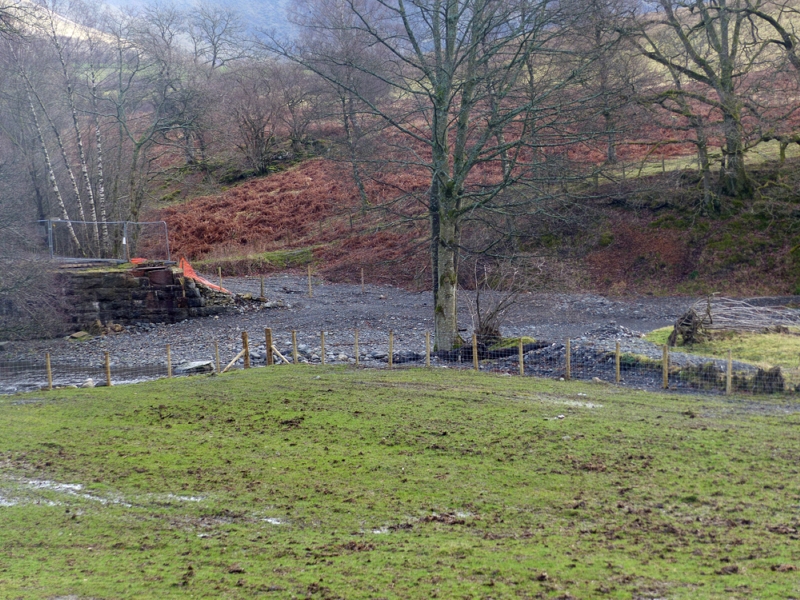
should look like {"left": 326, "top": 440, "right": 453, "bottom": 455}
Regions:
{"left": 188, "top": 2, "right": 249, "bottom": 72}
{"left": 266, "top": 0, "right": 598, "bottom": 349}
{"left": 224, "top": 59, "right": 283, "bottom": 175}
{"left": 624, "top": 0, "right": 788, "bottom": 199}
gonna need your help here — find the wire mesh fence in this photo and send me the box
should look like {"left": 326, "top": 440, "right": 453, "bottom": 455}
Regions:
{"left": 2, "top": 329, "right": 798, "bottom": 396}
{"left": 37, "top": 220, "right": 171, "bottom": 262}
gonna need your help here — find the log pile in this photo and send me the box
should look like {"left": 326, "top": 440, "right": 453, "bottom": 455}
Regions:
{"left": 668, "top": 296, "right": 800, "bottom": 346}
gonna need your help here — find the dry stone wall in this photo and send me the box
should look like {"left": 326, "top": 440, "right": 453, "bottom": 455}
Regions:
{"left": 61, "top": 267, "right": 230, "bottom": 328}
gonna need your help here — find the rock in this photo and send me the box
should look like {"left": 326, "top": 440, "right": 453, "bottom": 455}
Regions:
{"left": 174, "top": 361, "right": 214, "bottom": 375}
{"left": 395, "top": 350, "right": 423, "bottom": 363}
{"left": 69, "top": 331, "right": 92, "bottom": 341}
{"left": 369, "top": 351, "right": 388, "bottom": 360}
{"left": 80, "top": 378, "right": 96, "bottom": 388}
{"left": 264, "top": 301, "right": 285, "bottom": 308}
{"left": 297, "top": 344, "right": 311, "bottom": 356}
{"left": 88, "top": 319, "right": 104, "bottom": 335}
{"left": 338, "top": 353, "right": 348, "bottom": 360}
{"left": 241, "top": 293, "right": 253, "bottom": 300}
{"left": 108, "top": 322, "right": 124, "bottom": 333}
{"left": 0, "top": 341, "right": 8, "bottom": 352}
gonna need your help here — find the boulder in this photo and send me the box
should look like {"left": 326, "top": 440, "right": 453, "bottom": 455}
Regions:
{"left": 174, "top": 360, "right": 214, "bottom": 375}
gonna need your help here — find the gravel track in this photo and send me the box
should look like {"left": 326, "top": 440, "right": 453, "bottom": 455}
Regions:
{"left": 3, "top": 274, "right": 799, "bottom": 393}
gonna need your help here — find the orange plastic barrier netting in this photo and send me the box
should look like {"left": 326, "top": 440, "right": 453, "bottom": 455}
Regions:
{"left": 179, "top": 257, "right": 231, "bottom": 294}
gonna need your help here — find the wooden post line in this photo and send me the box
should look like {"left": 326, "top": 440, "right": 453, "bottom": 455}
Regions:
{"left": 214, "top": 340, "right": 221, "bottom": 374}
{"left": 320, "top": 331, "right": 325, "bottom": 364}
{"left": 292, "top": 330, "right": 299, "bottom": 364}
{"left": 425, "top": 332, "right": 431, "bottom": 367}
{"left": 615, "top": 341, "right": 621, "bottom": 384}
{"left": 726, "top": 349, "right": 733, "bottom": 395}
{"left": 260, "top": 276, "right": 265, "bottom": 299}
{"left": 472, "top": 334, "right": 479, "bottom": 371}
{"left": 265, "top": 328, "right": 274, "bottom": 366}
{"left": 354, "top": 329, "right": 360, "bottom": 367}
{"left": 518, "top": 338, "right": 524, "bottom": 377}
{"left": 662, "top": 345, "right": 669, "bottom": 389}
{"left": 104, "top": 351, "right": 112, "bottom": 387}
{"left": 242, "top": 331, "right": 250, "bottom": 369}
{"left": 46, "top": 352, "right": 53, "bottom": 391}
{"left": 388, "top": 330, "right": 394, "bottom": 369}
{"left": 565, "top": 338, "right": 571, "bottom": 381}
{"left": 218, "top": 267, "right": 222, "bottom": 291}
{"left": 166, "top": 344, "right": 172, "bottom": 378}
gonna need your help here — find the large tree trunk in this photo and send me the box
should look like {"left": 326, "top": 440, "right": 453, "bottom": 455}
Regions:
{"left": 718, "top": 98, "right": 751, "bottom": 198}
{"left": 434, "top": 215, "right": 459, "bottom": 351}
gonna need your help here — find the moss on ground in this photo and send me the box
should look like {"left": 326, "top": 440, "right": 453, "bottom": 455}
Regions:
{"left": 489, "top": 336, "right": 536, "bottom": 350}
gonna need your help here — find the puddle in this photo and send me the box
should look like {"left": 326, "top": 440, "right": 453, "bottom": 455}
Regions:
{"left": 163, "top": 494, "right": 204, "bottom": 502}
{"left": 262, "top": 517, "right": 285, "bottom": 525}
{"left": 0, "top": 493, "right": 19, "bottom": 506}
{"left": 537, "top": 396, "right": 603, "bottom": 409}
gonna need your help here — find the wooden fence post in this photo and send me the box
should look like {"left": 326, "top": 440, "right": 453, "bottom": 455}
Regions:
{"left": 166, "top": 344, "right": 172, "bottom": 377}
{"left": 320, "top": 331, "right": 325, "bottom": 364}
{"left": 726, "top": 349, "right": 733, "bottom": 395}
{"left": 615, "top": 341, "right": 621, "bottom": 384}
{"left": 265, "top": 328, "right": 274, "bottom": 366}
{"left": 215, "top": 340, "right": 220, "bottom": 374}
{"left": 354, "top": 329, "right": 360, "bottom": 367}
{"left": 565, "top": 338, "right": 571, "bottom": 381}
{"left": 308, "top": 265, "right": 313, "bottom": 298}
{"left": 292, "top": 330, "right": 299, "bottom": 364}
{"left": 518, "top": 338, "right": 524, "bottom": 376}
{"left": 218, "top": 267, "right": 222, "bottom": 291}
{"left": 425, "top": 332, "right": 431, "bottom": 367}
{"left": 104, "top": 351, "right": 112, "bottom": 387}
{"left": 242, "top": 331, "right": 250, "bottom": 369}
{"left": 472, "top": 333, "right": 479, "bottom": 371}
{"left": 662, "top": 345, "right": 669, "bottom": 389}
{"left": 388, "top": 330, "right": 394, "bottom": 369}
{"left": 46, "top": 352, "right": 53, "bottom": 391}
{"left": 260, "top": 276, "right": 265, "bottom": 299}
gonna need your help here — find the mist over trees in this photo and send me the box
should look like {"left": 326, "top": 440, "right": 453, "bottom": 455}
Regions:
{"left": 1, "top": 0, "right": 800, "bottom": 346}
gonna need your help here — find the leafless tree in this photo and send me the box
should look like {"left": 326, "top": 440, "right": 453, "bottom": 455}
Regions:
{"left": 266, "top": 0, "right": 600, "bottom": 349}
{"left": 623, "top": 0, "right": 798, "bottom": 199}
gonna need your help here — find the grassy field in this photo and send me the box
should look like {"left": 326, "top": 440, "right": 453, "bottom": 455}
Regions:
{"left": 1, "top": 367, "right": 799, "bottom": 599}
{"left": 647, "top": 327, "right": 800, "bottom": 371}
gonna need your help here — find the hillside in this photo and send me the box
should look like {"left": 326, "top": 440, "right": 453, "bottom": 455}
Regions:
{"left": 154, "top": 154, "right": 800, "bottom": 297}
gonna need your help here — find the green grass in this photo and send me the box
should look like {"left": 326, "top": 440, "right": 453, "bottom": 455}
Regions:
{"left": 647, "top": 326, "right": 800, "bottom": 371}
{"left": 195, "top": 247, "right": 315, "bottom": 271}
{"left": 1, "top": 367, "right": 799, "bottom": 599}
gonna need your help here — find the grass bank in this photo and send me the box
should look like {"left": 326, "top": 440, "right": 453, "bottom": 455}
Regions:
{"left": 648, "top": 326, "right": 800, "bottom": 371}
{"left": 1, "top": 368, "right": 799, "bottom": 598}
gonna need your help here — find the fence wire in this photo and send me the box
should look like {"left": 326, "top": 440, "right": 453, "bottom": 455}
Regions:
{"left": 2, "top": 331, "right": 798, "bottom": 396}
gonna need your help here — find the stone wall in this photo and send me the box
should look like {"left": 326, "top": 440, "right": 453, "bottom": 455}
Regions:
{"left": 61, "top": 266, "right": 230, "bottom": 328}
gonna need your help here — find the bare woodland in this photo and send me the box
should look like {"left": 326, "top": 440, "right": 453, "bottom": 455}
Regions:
{"left": 2, "top": 0, "right": 800, "bottom": 346}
